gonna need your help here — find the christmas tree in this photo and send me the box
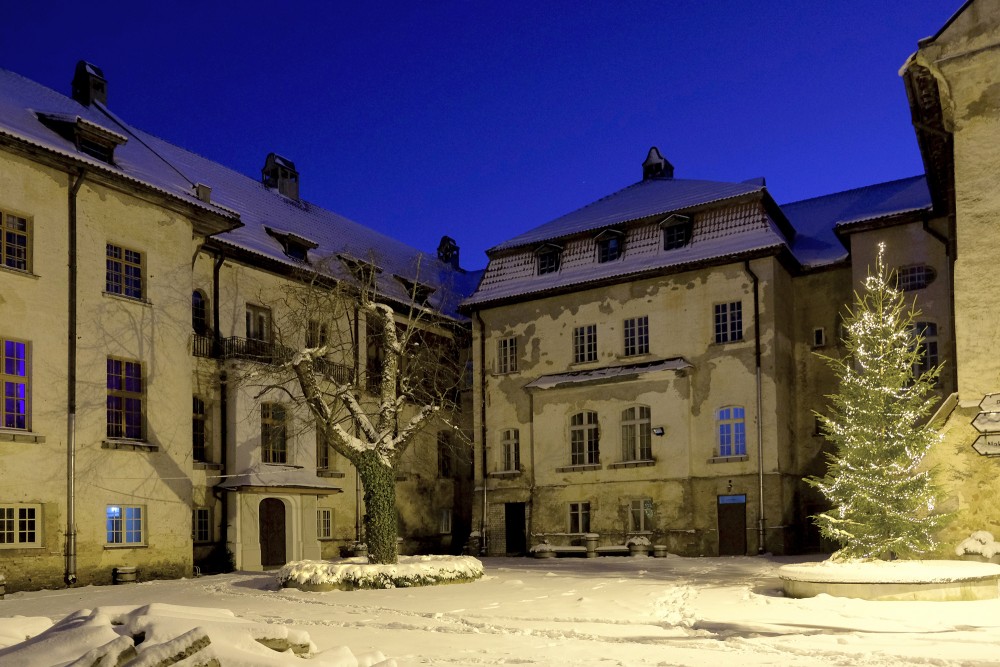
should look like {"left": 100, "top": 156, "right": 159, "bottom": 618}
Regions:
{"left": 809, "top": 243, "right": 944, "bottom": 560}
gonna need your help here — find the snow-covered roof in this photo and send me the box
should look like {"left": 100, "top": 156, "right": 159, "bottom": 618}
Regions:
{"left": 525, "top": 357, "right": 693, "bottom": 390}
{"left": 0, "top": 67, "right": 482, "bottom": 318}
{"left": 216, "top": 463, "right": 343, "bottom": 493}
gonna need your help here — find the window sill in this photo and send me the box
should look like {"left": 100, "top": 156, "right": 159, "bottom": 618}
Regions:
{"left": 0, "top": 264, "right": 39, "bottom": 279}
{"left": 317, "top": 536, "right": 335, "bottom": 541}
{"left": 193, "top": 462, "right": 223, "bottom": 470}
{"left": 103, "top": 440, "right": 158, "bottom": 452}
{"left": 708, "top": 455, "right": 749, "bottom": 464}
{"left": 103, "top": 291, "right": 152, "bottom": 306}
{"left": 0, "top": 544, "right": 42, "bottom": 550}
{"left": 488, "top": 470, "right": 523, "bottom": 479}
{"left": 104, "top": 544, "right": 147, "bottom": 549}
{"left": 608, "top": 459, "right": 656, "bottom": 469}
{"left": 556, "top": 464, "right": 601, "bottom": 473}
{"left": 317, "top": 469, "right": 346, "bottom": 478}
{"left": 0, "top": 430, "right": 45, "bottom": 444}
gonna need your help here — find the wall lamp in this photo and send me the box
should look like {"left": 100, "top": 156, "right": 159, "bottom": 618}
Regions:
{"left": 652, "top": 427, "right": 665, "bottom": 437}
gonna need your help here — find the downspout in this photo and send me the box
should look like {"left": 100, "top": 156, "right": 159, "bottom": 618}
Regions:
{"left": 212, "top": 253, "right": 229, "bottom": 549}
{"left": 65, "top": 168, "right": 86, "bottom": 586}
{"left": 922, "top": 211, "right": 958, "bottom": 394}
{"left": 353, "top": 306, "right": 362, "bottom": 544}
{"left": 743, "top": 260, "right": 765, "bottom": 554}
{"left": 475, "top": 310, "right": 488, "bottom": 555}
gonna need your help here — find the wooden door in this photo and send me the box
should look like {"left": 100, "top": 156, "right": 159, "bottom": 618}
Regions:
{"left": 504, "top": 503, "right": 526, "bottom": 555}
{"left": 259, "top": 498, "right": 286, "bottom": 568}
{"left": 717, "top": 494, "right": 747, "bottom": 556}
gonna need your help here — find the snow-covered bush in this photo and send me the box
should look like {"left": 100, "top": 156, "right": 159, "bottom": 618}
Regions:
{"left": 626, "top": 536, "right": 651, "bottom": 547}
{"left": 277, "top": 555, "right": 484, "bottom": 591}
{"left": 955, "top": 531, "right": 999, "bottom": 558}
{"left": 529, "top": 540, "right": 554, "bottom": 553}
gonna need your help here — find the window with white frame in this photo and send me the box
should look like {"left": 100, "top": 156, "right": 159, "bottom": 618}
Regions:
{"left": 911, "top": 321, "right": 939, "bottom": 377}
{"left": 261, "top": 403, "right": 287, "bottom": 464}
{"left": 569, "top": 501, "right": 591, "bottom": 533}
{"left": 897, "top": 265, "right": 936, "bottom": 291}
{"left": 106, "top": 505, "right": 143, "bottom": 545}
{"left": 107, "top": 358, "right": 143, "bottom": 440}
{"left": 192, "top": 507, "right": 211, "bottom": 543}
{"left": 2, "top": 338, "right": 29, "bottom": 430}
{"left": 317, "top": 508, "right": 333, "bottom": 539}
{"left": 623, "top": 316, "right": 649, "bottom": 356}
{"left": 105, "top": 243, "right": 143, "bottom": 300}
{"left": 621, "top": 405, "right": 652, "bottom": 461}
{"left": 573, "top": 324, "right": 597, "bottom": 363}
{"left": 2, "top": 211, "right": 31, "bottom": 273}
{"left": 714, "top": 301, "right": 743, "bottom": 344}
{"left": 570, "top": 411, "right": 599, "bottom": 465}
{"left": 497, "top": 336, "right": 518, "bottom": 374}
{"left": 0, "top": 503, "right": 41, "bottom": 547}
{"left": 629, "top": 498, "right": 653, "bottom": 533}
{"left": 501, "top": 428, "right": 520, "bottom": 471}
{"left": 717, "top": 406, "right": 746, "bottom": 457}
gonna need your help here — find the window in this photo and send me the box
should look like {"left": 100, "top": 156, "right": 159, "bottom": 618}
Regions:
{"left": 497, "top": 336, "right": 518, "bottom": 374}
{"left": 317, "top": 508, "right": 333, "bottom": 539}
{"left": 306, "top": 320, "right": 328, "bottom": 348}
{"left": 623, "top": 316, "right": 649, "bottom": 356}
{"left": 812, "top": 327, "right": 826, "bottom": 348}
{"left": 2, "top": 338, "right": 28, "bottom": 430}
{"left": 366, "top": 320, "right": 385, "bottom": 393}
{"left": 501, "top": 428, "right": 520, "bottom": 471}
{"left": 107, "top": 358, "right": 143, "bottom": 440}
{"left": 192, "top": 396, "right": 208, "bottom": 462}
{"left": 193, "top": 507, "right": 211, "bottom": 543}
{"left": 316, "top": 427, "right": 330, "bottom": 470}
{"left": 714, "top": 302, "right": 743, "bottom": 344}
{"left": 106, "top": 244, "right": 143, "bottom": 299}
{"left": 573, "top": 324, "right": 597, "bottom": 363}
{"left": 2, "top": 212, "right": 31, "bottom": 272}
{"left": 898, "top": 265, "right": 936, "bottom": 291}
{"left": 106, "top": 505, "right": 143, "bottom": 545}
{"left": 717, "top": 406, "right": 746, "bottom": 457}
{"left": 912, "top": 321, "right": 939, "bottom": 377}
{"left": 536, "top": 245, "right": 562, "bottom": 275}
{"left": 597, "top": 232, "right": 624, "bottom": 263}
{"left": 569, "top": 501, "right": 591, "bottom": 534}
{"left": 439, "top": 508, "right": 453, "bottom": 534}
{"left": 246, "top": 304, "right": 271, "bottom": 342}
{"left": 0, "top": 503, "right": 40, "bottom": 547}
{"left": 192, "top": 291, "right": 209, "bottom": 335}
{"left": 438, "top": 431, "right": 453, "bottom": 478}
{"left": 261, "top": 403, "right": 287, "bottom": 464}
{"left": 661, "top": 214, "right": 692, "bottom": 250}
{"left": 570, "top": 411, "right": 599, "bottom": 465}
{"left": 629, "top": 498, "right": 653, "bottom": 533}
{"left": 621, "top": 405, "right": 652, "bottom": 461}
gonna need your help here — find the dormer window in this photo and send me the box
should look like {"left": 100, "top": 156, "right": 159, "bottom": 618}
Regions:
{"left": 338, "top": 254, "right": 381, "bottom": 285}
{"left": 265, "top": 227, "right": 317, "bottom": 263}
{"left": 36, "top": 113, "right": 128, "bottom": 165}
{"left": 395, "top": 275, "right": 436, "bottom": 305}
{"left": 595, "top": 229, "right": 625, "bottom": 263}
{"left": 660, "top": 214, "right": 692, "bottom": 250}
{"left": 534, "top": 243, "right": 563, "bottom": 275}
{"left": 261, "top": 153, "right": 300, "bottom": 200}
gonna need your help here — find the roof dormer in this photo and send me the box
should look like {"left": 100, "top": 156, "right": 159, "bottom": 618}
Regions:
{"left": 395, "top": 275, "right": 436, "bottom": 305}
{"left": 338, "top": 254, "right": 382, "bottom": 285}
{"left": 594, "top": 228, "right": 625, "bottom": 263}
{"left": 36, "top": 112, "right": 128, "bottom": 164}
{"left": 262, "top": 153, "right": 299, "bottom": 200}
{"left": 265, "top": 226, "right": 318, "bottom": 263}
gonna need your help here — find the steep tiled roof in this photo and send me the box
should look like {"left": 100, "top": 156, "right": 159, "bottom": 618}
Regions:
{"left": 0, "top": 67, "right": 481, "bottom": 318}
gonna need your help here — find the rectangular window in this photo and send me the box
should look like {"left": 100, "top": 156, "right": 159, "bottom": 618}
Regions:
{"left": 662, "top": 217, "right": 692, "bottom": 250}
{"left": 573, "top": 324, "right": 597, "bottom": 363}
{"left": 0, "top": 503, "right": 41, "bottom": 547}
{"left": 898, "top": 265, "right": 936, "bottom": 291}
{"left": 306, "top": 320, "right": 328, "bottom": 348}
{"left": 193, "top": 507, "right": 211, "bottom": 543}
{"left": 246, "top": 304, "right": 271, "bottom": 342}
{"left": 629, "top": 498, "right": 653, "bottom": 533}
{"left": 497, "top": 336, "right": 518, "bottom": 374}
{"left": 501, "top": 428, "right": 520, "bottom": 471}
{"left": 597, "top": 235, "right": 623, "bottom": 263}
{"left": 2, "top": 338, "right": 29, "bottom": 430}
{"left": 439, "top": 508, "right": 453, "bottom": 534}
{"left": 317, "top": 508, "right": 333, "bottom": 539}
{"left": 438, "top": 431, "right": 453, "bottom": 478}
{"left": 316, "top": 427, "right": 329, "bottom": 470}
{"left": 261, "top": 403, "right": 287, "bottom": 464}
{"left": 569, "top": 501, "right": 591, "bottom": 534}
{"left": 537, "top": 249, "right": 561, "bottom": 275}
{"left": 570, "top": 411, "right": 599, "bottom": 465}
{"left": 2, "top": 212, "right": 31, "bottom": 273}
{"left": 107, "top": 358, "right": 143, "bottom": 440}
{"left": 106, "top": 244, "right": 143, "bottom": 299}
{"left": 106, "top": 505, "right": 143, "bottom": 545}
{"left": 718, "top": 406, "right": 746, "bottom": 457}
{"left": 621, "top": 405, "right": 652, "bottom": 461}
{"left": 714, "top": 302, "right": 743, "bottom": 344}
{"left": 912, "top": 321, "right": 939, "bottom": 377}
{"left": 623, "top": 316, "right": 649, "bottom": 356}
{"left": 193, "top": 396, "right": 208, "bottom": 462}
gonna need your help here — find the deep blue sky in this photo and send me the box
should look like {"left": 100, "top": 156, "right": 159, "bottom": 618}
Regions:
{"left": 4, "top": 2, "right": 957, "bottom": 269}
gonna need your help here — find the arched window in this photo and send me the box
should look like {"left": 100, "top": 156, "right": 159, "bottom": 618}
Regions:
{"left": 570, "top": 411, "right": 599, "bottom": 465}
{"left": 717, "top": 406, "right": 746, "bottom": 457}
{"left": 621, "top": 405, "right": 651, "bottom": 461}
{"left": 192, "top": 290, "right": 209, "bottom": 335}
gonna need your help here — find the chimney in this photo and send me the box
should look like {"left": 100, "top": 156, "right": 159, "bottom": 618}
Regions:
{"left": 437, "top": 236, "right": 460, "bottom": 269}
{"left": 642, "top": 146, "right": 674, "bottom": 180}
{"left": 71, "top": 61, "right": 107, "bottom": 106}
{"left": 262, "top": 153, "right": 299, "bottom": 200}
{"left": 194, "top": 183, "right": 212, "bottom": 203}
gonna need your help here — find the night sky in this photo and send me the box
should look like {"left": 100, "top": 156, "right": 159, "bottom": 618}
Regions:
{"left": 4, "top": 1, "right": 957, "bottom": 269}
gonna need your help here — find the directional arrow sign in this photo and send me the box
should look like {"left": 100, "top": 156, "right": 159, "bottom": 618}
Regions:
{"left": 980, "top": 394, "right": 1000, "bottom": 412}
{"left": 973, "top": 434, "right": 1000, "bottom": 457}
{"left": 972, "top": 411, "right": 1000, "bottom": 433}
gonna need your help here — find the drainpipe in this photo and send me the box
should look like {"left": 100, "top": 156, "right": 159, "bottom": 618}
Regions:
{"left": 475, "top": 310, "right": 488, "bottom": 555}
{"left": 65, "top": 168, "right": 86, "bottom": 586}
{"left": 212, "top": 253, "right": 229, "bottom": 549}
{"left": 922, "top": 211, "right": 958, "bottom": 395}
{"left": 743, "top": 260, "right": 765, "bottom": 554}
{"left": 354, "top": 305, "right": 362, "bottom": 544}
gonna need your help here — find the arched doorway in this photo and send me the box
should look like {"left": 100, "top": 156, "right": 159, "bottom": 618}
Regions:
{"left": 259, "top": 498, "right": 286, "bottom": 568}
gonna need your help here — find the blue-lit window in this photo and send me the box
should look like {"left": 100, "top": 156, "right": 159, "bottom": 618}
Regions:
{"left": 106, "top": 505, "right": 143, "bottom": 544}
{"left": 717, "top": 406, "right": 746, "bottom": 457}
{"left": 106, "top": 244, "right": 143, "bottom": 300}
{"left": 2, "top": 339, "right": 28, "bottom": 430}
{"left": 107, "top": 358, "right": 143, "bottom": 439}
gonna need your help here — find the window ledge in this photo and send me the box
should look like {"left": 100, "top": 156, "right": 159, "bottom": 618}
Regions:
{"left": 556, "top": 464, "right": 601, "bottom": 473}
{"left": 0, "top": 265, "right": 39, "bottom": 279}
{"left": 608, "top": 459, "right": 656, "bottom": 469}
{"left": 103, "top": 440, "right": 158, "bottom": 452}
{"left": 0, "top": 544, "right": 42, "bottom": 550}
{"left": 102, "top": 291, "right": 152, "bottom": 306}
{"left": 708, "top": 455, "right": 749, "bottom": 464}
{"left": 317, "top": 469, "right": 346, "bottom": 478}
{"left": 104, "top": 544, "right": 147, "bottom": 549}
{"left": 193, "top": 462, "right": 223, "bottom": 470}
{"left": 488, "top": 470, "right": 523, "bottom": 479}
{"left": 0, "top": 430, "right": 45, "bottom": 444}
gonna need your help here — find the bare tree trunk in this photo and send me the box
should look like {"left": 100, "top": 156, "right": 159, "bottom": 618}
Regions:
{"left": 357, "top": 450, "right": 398, "bottom": 564}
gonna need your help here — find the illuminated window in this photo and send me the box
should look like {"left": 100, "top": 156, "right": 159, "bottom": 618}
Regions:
{"left": 2, "top": 339, "right": 28, "bottom": 430}
{"left": 717, "top": 406, "right": 746, "bottom": 457}
{"left": 106, "top": 505, "right": 143, "bottom": 545}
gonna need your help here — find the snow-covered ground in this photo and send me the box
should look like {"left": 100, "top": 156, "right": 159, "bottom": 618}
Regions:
{"left": 3, "top": 554, "right": 1000, "bottom": 666}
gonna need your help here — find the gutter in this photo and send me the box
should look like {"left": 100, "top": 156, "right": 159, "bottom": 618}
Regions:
{"left": 743, "top": 260, "right": 766, "bottom": 554}
{"left": 475, "top": 310, "right": 488, "bottom": 555}
{"left": 65, "top": 168, "right": 86, "bottom": 586}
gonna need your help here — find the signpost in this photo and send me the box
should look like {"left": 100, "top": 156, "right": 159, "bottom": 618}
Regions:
{"left": 971, "top": 395, "right": 1000, "bottom": 457}
{"left": 973, "top": 434, "right": 1000, "bottom": 457}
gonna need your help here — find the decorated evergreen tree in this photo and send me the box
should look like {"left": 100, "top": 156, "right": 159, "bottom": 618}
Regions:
{"left": 809, "top": 244, "right": 944, "bottom": 560}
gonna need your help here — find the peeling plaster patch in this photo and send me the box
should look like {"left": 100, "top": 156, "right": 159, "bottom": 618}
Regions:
{"left": 963, "top": 82, "right": 1000, "bottom": 121}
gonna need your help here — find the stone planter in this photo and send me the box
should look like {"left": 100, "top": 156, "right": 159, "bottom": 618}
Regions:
{"left": 533, "top": 549, "right": 555, "bottom": 559}
{"left": 628, "top": 544, "right": 649, "bottom": 557}
{"left": 585, "top": 534, "right": 599, "bottom": 558}
{"left": 352, "top": 544, "right": 369, "bottom": 559}
{"left": 112, "top": 566, "right": 137, "bottom": 584}
{"left": 652, "top": 545, "right": 668, "bottom": 558}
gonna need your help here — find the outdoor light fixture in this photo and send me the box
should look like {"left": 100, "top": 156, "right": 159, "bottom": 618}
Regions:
{"left": 652, "top": 427, "right": 665, "bottom": 436}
